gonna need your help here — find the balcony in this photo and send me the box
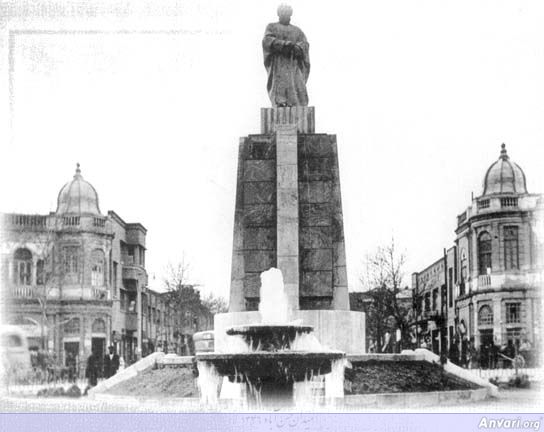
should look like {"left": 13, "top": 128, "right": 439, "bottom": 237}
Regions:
{"left": 475, "top": 272, "right": 542, "bottom": 291}
{"left": 124, "top": 312, "right": 138, "bottom": 331}
{"left": 421, "top": 310, "right": 440, "bottom": 321}
{"left": 91, "top": 288, "right": 110, "bottom": 300}
{"left": 478, "top": 274, "right": 491, "bottom": 287}
{"left": 2, "top": 214, "right": 48, "bottom": 231}
{"left": 8, "top": 284, "right": 110, "bottom": 301}
{"left": 122, "top": 265, "right": 145, "bottom": 282}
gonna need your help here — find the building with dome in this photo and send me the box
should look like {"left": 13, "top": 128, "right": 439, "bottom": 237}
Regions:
{"left": 0, "top": 164, "right": 185, "bottom": 375}
{"left": 411, "top": 144, "right": 543, "bottom": 365}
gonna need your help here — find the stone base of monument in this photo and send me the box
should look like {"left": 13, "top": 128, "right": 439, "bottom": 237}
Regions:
{"left": 214, "top": 310, "right": 366, "bottom": 355}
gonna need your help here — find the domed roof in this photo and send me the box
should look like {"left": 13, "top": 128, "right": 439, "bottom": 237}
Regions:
{"left": 56, "top": 163, "right": 101, "bottom": 215}
{"left": 482, "top": 144, "right": 527, "bottom": 196}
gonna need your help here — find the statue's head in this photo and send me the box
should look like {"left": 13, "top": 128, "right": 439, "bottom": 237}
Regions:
{"left": 277, "top": 4, "right": 293, "bottom": 25}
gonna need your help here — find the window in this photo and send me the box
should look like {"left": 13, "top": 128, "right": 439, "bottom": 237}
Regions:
{"left": 92, "top": 318, "right": 106, "bottom": 334}
{"left": 13, "top": 248, "right": 32, "bottom": 285}
{"left": 504, "top": 226, "right": 519, "bottom": 270}
{"left": 64, "top": 317, "right": 80, "bottom": 335}
{"left": 63, "top": 246, "right": 79, "bottom": 276}
{"left": 448, "top": 268, "right": 453, "bottom": 308}
{"left": 432, "top": 289, "right": 438, "bottom": 311}
{"left": 506, "top": 328, "right": 522, "bottom": 348}
{"left": 113, "top": 262, "right": 118, "bottom": 294}
{"left": 91, "top": 249, "right": 105, "bottom": 287}
{"left": 36, "top": 259, "right": 45, "bottom": 285}
{"left": 505, "top": 302, "right": 521, "bottom": 324}
{"left": 478, "top": 232, "right": 492, "bottom": 275}
{"left": 424, "top": 293, "right": 431, "bottom": 312}
{"left": 478, "top": 305, "right": 493, "bottom": 326}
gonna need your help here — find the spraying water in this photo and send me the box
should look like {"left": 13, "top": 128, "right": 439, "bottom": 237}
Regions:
{"left": 198, "top": 267, "right": 347, "bottom": 409}
{"left": 259, "top": 268, "right": 289, "bottom": 323}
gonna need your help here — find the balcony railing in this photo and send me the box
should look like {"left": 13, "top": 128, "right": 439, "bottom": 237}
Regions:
{"left": 7, "top": 214, "right": 47, "bottom": 227}
{"left": 91, "top": 288, "right": 110, "bottom": 300}
{"left": 10, "top": 285, "right": 36, "bottom": 298}
{"left": 93, "top": 217, "right": 106, "bottom": 228}
{"left": 478, "top": 274, "right": 491, "bottom": 287}
{"left": 63, "top": 216, "right": 80, "bottom": 226}
{"left": 477, "top": 199, "right": 490, "bottom": 210}
{"left": 501, "top": 197, "right": 518, "bottom": 208}
{"left": 457, "top": 212, "right": 467, "bottom": 225}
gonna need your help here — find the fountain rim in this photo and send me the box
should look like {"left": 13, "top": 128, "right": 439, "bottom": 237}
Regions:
{"left": 225, "top": 324, "right": 314, "bottom": 336}
{"left": 195, "top": 350, "right": 345, "bottom": 361}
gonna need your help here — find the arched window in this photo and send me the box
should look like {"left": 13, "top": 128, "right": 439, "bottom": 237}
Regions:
{"left": 92, "top": 318, "right": 106, "bottom": 334}
{"left": 478, "top": 305, "right": 493, "bottom": 326}
{"left": 64, "top": 317, "right": 80, "bottom": 335}
{"left": 478, "top": 232, "right": 492, "bottom": 275}
{"left": 63, "top": 246, "right": 79, "bottom": 278}
{"left": 91, "top": 249, "right": 105, "bottom": 287}
{"left": 13, "top": 248, "right": 32, "bottom": 285}
{"left": 504, "top": 226, "right": 519, "bottom": 270}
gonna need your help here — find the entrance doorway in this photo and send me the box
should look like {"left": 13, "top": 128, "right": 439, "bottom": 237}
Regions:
{"left": 479, "top": 329, "right": 494, "bottom": 369}
{"left": 64, "top": 342, "right": 79, "bottom": 381}
{"left": 92, "top": 337, "right": 105, "bottom": 356}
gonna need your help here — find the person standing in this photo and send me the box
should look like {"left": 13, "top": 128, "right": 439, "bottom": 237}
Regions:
{"left": 103, "top": 346, "right": 120, "bottom": 379}
{"left": 85, "top": 349, "right": 100, "bottom": 387}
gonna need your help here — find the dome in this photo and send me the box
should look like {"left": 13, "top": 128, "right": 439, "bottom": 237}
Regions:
{"left": 56, "top": 163, "right": 101, "bottom": 215}
{"left": 482, "top": 144, "right": 527, "bottom": 196}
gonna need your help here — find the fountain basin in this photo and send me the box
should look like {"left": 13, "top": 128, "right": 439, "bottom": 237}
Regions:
{"left": 196, "top": 351, "right": 344, "bottom": 383}
{"left": 226, "top": 324, "right": 314, "bottom": 351}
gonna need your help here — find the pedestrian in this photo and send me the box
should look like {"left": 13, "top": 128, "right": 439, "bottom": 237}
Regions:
{"left": 103, "top": 346, "right": 120, "bottom": 379}
{"left": 448, "top": 339, "right": 459, "bottom": 365}
{"left": 468, "top": 339, "right": 479, "bottom": 369}
{"left": 85, "top": 349, "right": 100, "bottom": 387}
{"left": 489, "top": 342, "right": 499, "bottom": 369}
{"left": 460, "top": 337, "right": 468, "bottom": 368}
{"left": 519, "top": 339, "right": 532, "bottom": 367}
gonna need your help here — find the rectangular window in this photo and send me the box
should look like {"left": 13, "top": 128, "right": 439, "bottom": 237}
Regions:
{"left": 424, "top": 293, "right": 431, "bottom": 312}
{"left": 504, "top": 226, "right": 519, "bottom": 270}
{"left": 113, "top": 262, "right": 118, "bottom": 293}
{"left": 448, "top": 268, "right": 453, "bottom": 308}
{"left": 36, "top": 260, "right": 45, "bottom": 285}
{"left": 505, "top": 302, "right": 521, "bottom": 324}
{"left": 63, "top": 246, "right": 79, "bottom": 275}
{"left": 506, "top": 328, "right": 522, "bottom": 348}
{"left": 432, "top": 289, "right": 438, "bottom": 311}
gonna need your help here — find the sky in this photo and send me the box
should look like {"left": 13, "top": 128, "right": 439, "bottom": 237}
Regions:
{"left": 1, "top": 0, "right": 543, "bottom": 300}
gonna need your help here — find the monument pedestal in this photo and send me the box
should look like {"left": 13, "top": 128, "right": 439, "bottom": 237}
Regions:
{"left": 226, "top": 106, "right": 365, "bottom": 352}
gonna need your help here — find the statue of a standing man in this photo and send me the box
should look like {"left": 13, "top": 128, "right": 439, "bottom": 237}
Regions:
{"left": 263, "top": 5, "right": 310, "bottom": 107}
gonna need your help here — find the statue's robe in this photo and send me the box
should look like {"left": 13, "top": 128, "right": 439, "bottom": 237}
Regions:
{"left": 263, "top": 22, "right": 310, "bottom": 107}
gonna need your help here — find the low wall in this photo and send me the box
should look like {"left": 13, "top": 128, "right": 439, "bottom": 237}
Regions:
{"left": 88, "top": 352, "right": 164, "bottom": 396}
{"left": 342, "top": 388, "right": 490, "bottom": 409}
{"left": 214, "top": 310, "right": 365, "bottom": 354}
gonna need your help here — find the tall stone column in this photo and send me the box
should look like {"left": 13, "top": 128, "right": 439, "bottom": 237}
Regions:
{"left": 276, "top": 124, "right": 300, "bottom": 311}
{"left": 136, "top": 281, "right": 142, "bottom": 359}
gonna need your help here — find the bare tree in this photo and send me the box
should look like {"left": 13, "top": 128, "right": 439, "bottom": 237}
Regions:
{"left": 7, "top": 217, "right": 74, "bottom": 351}
{"left": 201, "top": 292, "right": 228, "bottom": 315}
{"left": 358, "top": 238, "right": 411, "bottom": 353}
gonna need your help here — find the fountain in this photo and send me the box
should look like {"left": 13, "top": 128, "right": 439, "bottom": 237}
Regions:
{"left": 195, "top": 268, "right": 346, "bottom": 408}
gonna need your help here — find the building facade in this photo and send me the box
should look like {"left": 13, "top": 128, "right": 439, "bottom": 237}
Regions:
{"left": 411, "top": 145, "right": 543, "bottom": 363}
{"left": 0, "top": 165, "right": 187, "bottom": 375}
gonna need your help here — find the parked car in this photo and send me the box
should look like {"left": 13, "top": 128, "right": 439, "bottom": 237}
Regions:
{"left": 0, "top": 325, "right": 31, "bottom": 380}
{"left": 193, "top": 331, "right": 214, "bottom": 353}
